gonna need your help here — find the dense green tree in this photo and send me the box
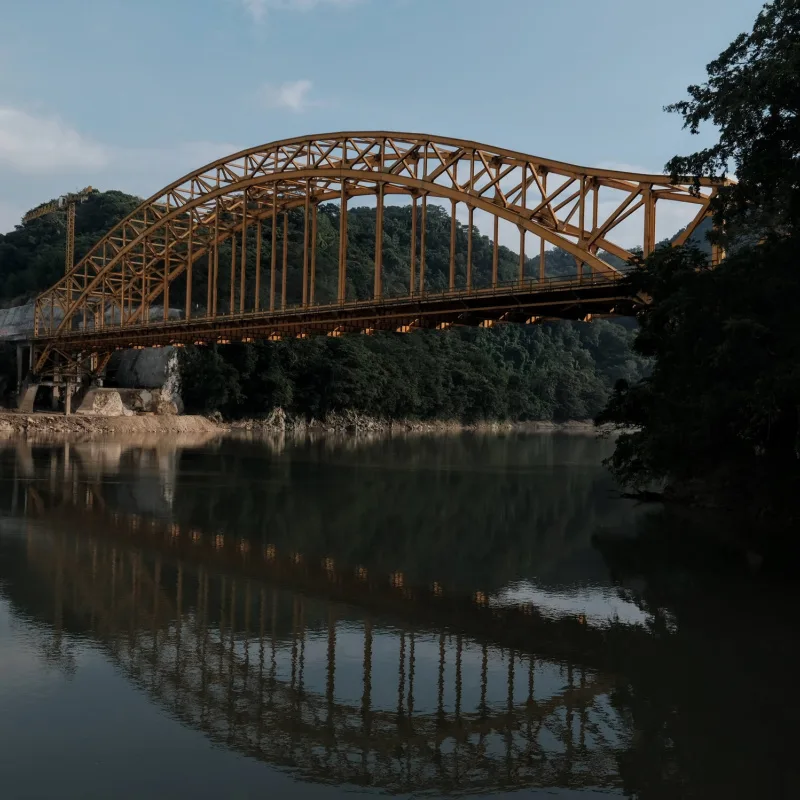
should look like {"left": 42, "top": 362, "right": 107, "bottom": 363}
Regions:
{"left": 665, "top": 0, "right": 800, "bottom": 242}
{"left": 599, "top": 240, "right": 800, "bottom": 486}
{"left": 179, "top": 320, "right": 649, "bottom": 423}
{"left": 0, "top": 190, "right": 141, "bottom": 304}
{"left": 178, "top": 344, "right": 243, "bottom": 413}
{"left": 600, "top": 0, "right": 800, "bottom": 515}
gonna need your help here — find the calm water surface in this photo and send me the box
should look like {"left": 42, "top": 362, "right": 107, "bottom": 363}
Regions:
{"left": 0, "top": 432, "right": 797, "bottom": 799}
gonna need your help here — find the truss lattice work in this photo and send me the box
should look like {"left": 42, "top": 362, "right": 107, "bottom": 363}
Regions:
{"left": 33, "top": 132, "right": 724, "bottom": 374}
{"left": 24, "top": 511, "right": 624, "bottom": 793}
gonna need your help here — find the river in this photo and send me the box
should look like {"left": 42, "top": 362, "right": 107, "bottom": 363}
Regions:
{"left": 0, "top": 432, "right": 797, "bottom": 799}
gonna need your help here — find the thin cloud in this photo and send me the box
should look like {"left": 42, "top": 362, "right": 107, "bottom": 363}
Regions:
{"left": 0, "top": 107, "right": 109, "bottom": 174}
{"left": 0, "top": 103, "right": 241, "bottom": 233}
{"left": 0, "top": 105, "right": 239, "bottom": 181}
{"left": 261, "top": 79, "right": 316, "bottom": 112}
{"left": 239, "top": 0, "right": 363, "bottom": 23}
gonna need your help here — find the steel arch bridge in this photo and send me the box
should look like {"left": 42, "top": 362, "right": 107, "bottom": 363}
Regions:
{"left": 31, "top": 131, "right": 723, "bottom": 380}
{"left": 9, "top": 438, "right": 646, "bottom": 672}
{"left": 19, "top": 507, "right": 628, "bottom": 794}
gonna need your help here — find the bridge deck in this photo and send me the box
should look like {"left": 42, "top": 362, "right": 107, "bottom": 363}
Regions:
{"left": 35, "top": 273, "right": 637, "bottom": 352}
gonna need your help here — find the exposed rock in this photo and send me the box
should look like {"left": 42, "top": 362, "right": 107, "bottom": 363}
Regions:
{"left": 227, "top": 409, "right": 602, "bottom": 437}
{"left": 76, "top": 389, "right": 135, "bottom": 417}
{"left": 264, "top": 407, "right": 287, "bottom": 431}
{"left": 155, "top": 398, "right": 179, "bottom": 416}
{"left": 110, "top": 346, "right": 184, "bottom": 413}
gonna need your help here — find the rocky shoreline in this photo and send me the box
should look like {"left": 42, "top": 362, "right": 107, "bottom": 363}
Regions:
{"left": 0, "top": 411, "right": 219, "bottom": 439}
{"left": 0, "top": 408, "right": 605, "bottom": 440}
{"left": 223, "top": 408, "right": 607, "bottom": 437}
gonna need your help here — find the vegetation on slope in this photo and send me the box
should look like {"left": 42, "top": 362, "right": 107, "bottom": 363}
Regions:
{"left": 172, "top": 202, "right": 649, "bottom": 421}
{"left": 178, "top": 320, "right": 648, "bottom": 422}
{"left": 0, "top": 194, "right": 585, "bottom": 309}
{"left": 0, "top": 191, "right": 140, "bottom": 305}
{"left": 599, "top": 0, "right": 800, "bottom": 518}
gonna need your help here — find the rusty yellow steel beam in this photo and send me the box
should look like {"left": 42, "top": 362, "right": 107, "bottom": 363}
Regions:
{"left": 31, "top": 133, "right": 726, "bottom": 375}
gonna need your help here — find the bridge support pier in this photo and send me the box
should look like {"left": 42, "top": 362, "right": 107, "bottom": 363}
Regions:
{"left": 64, "top": 382, "right": 73, "bottom": 416}
{"left": 15, "top": 343, "right": 34, "bottom": 396}
{"left": 17, "top": 383, "right": 39, "bottom": 414}
{"left": 16, "top": 344, "right": 22, "bottom": 396}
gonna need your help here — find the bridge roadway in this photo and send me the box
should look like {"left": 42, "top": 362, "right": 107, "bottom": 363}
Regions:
{"left": 34, "top": 271, "right": 635, "bottom": 354}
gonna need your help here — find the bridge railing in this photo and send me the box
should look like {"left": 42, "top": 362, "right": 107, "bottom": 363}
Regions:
{"left": 36, "top": 267, "right": 636, "bottom": 340}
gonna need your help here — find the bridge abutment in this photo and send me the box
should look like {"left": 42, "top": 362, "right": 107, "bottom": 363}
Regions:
{"left": 17, "top": 383, "right": 39, "bottom": 414}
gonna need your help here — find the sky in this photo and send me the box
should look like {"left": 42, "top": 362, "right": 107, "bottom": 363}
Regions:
{"left": 0, "top": 0, "right": 766, "bottom": 237}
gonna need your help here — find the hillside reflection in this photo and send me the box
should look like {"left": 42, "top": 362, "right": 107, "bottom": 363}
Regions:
{"left": 0, "top": 436, "right": 798, "bottom": 797}
{"left": 0, "top": 434, "right": 649, "bottom": 595}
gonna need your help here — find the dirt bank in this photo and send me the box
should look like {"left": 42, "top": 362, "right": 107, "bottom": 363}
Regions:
{"left": 0, "top": 408, "right": 608, "bottom": 441}
{"left": 0, "top": 411, "right": 220, "bottom": 440}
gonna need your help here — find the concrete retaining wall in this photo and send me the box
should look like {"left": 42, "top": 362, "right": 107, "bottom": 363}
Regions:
{"left": 0, "top": 301, "right": 184, "bottom": 411}
{"left": 0, "top": 302, "right": 178, "bottom": 340}
{"left": 0, "top": 302, "right": 38, "bottom": 342}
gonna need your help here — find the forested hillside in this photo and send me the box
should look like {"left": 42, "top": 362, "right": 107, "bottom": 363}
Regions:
{"left": 0, "top": 188, "right": 709, "bottom": 307}
{"left": 0, "top": 190, "right": 652, "bottom": 420}
{"left": 0, "top": 192, "right": 592, "bottom": 312}
{"left": 179, "top": 321, "right": 648, "bottom": 421}
{"left": 0, "top": 191, "right": 140, "bottom": 304}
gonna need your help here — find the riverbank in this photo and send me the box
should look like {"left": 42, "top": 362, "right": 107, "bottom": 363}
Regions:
{"left": 0, "top": 409, "right": 606, "bottom": 440}
{"left": 0, "top": 411, "right": 220, "bottom": 439}
{"left": 227, "top": 409, "right": 605, "bottom": 436}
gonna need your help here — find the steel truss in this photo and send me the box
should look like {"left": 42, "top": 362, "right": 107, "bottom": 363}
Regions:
{"left": 22, "top": 471, "right": 625, "bottom": 793}
{"left": 32, "top": 131, "right": 725, "bottom": 378}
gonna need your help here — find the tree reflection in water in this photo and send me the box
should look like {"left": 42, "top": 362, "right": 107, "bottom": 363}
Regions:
{"left": 0, "top": 436, "right": 797, "bottom": 797}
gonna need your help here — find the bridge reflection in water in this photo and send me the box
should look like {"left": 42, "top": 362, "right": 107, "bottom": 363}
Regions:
{"left": 5, "top": 439, "right": 632, "bottom": 795}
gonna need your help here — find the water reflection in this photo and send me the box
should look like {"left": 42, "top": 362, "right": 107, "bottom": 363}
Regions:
{"left": 0, "top": 436, "right": 798, "bottom": 798}
{"left": 16, "top": 530, "right": 627, "bottom": 793}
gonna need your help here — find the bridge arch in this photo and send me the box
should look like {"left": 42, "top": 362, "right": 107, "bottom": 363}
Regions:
{"left": 18, "top": 495, "right": 626, "bottom": 794}
{"left": 32, "top": 132, "right": 721, "bottom": 373}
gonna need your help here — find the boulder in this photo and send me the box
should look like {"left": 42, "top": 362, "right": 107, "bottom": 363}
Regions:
{"left": 75, "top": 389, "right": 134, "bottom": 417}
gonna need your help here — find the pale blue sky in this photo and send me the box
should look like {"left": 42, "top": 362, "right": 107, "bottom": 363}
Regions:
{"left": 0, "top": 0, "right": 765, "bottom": 234}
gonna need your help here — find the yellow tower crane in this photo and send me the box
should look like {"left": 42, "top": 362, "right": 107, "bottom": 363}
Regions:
{"left": 22, "top": 187, "right": 94, "bottom": 274}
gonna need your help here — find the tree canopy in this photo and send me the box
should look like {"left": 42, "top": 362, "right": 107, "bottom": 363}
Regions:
{"left": 601, "top": 0, "right": 800, "bottom": 517}
{"left": 175, "top": 204, "right": 649, "bottom": 422}
{"left": 179, "top": 319, "right": 648, "bottom": 423}
{"left": 0, "top": 192, "right": 580, "bottom": 309}
{"left": 665, "top": 0, "right": 800, "bottom": 242}
{"left": 0, "top": 190, "right": 141, "bottom": 304}
{"left": 598, "top": 238, "right": 800, "bottom": 485}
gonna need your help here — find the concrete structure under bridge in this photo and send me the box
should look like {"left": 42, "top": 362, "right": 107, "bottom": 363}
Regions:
{"left": 1, "top": 303, "right": 181, "bottom": 413}
{"left": 18, "top": 131, "right": 726, "bottom": 412}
